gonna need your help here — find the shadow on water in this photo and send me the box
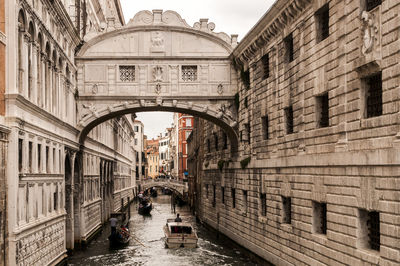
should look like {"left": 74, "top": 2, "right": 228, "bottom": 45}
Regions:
{"left": 67, "top": 195, "right": 272, "bottom": 266}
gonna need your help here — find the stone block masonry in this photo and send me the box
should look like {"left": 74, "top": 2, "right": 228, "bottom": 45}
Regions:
{"left": 194, "top": 0, "right": 400, "bottom": 265}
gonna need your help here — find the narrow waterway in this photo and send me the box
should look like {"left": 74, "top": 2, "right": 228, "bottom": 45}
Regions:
{"left": 68, "top": 195, "right": 266, "bottom": 266}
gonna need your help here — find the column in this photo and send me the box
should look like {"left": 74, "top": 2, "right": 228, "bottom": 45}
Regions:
{"left": 31, "top": 42, "right": 38, "bottom": 105}
{"left": 22, "top": 34, "right": 29, "bottom": 98}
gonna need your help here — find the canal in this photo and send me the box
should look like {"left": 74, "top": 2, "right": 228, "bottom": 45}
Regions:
{"left": 68, "top": 195, "right": 266, "bottom": 265}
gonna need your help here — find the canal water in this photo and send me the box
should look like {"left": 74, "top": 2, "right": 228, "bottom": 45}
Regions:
{"left": 68, "top": 195, "right": 267, "bottom": 266}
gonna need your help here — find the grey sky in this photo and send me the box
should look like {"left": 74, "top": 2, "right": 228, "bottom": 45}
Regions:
{"left": 120, "top": 0, "right": 275, "bottom": 139}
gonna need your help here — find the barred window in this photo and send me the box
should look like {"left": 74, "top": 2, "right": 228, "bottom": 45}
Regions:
{"left": 260, "top": 193, "right": 267, "bottom": 216}
{"left": 284, "top": 33, "right": 294, "bottom": 63}
{"left": 243, "top": 190, "right": 248, "bottom": 213}
{"left": 119, "top": 65, "right": 135, "bottom": 82}
{"left": 182, "top": 65, "right": 197, "bottom": 81}
{"left": 365, "top": 73, "right": 382, "bottom": 118}
{"left": 366, "top": 0, "right": 381, "bottom": 11}
{"left": 221, "top": 187, "right": 225, "bottom": 204}
{"left": 212, "top": 185, "right": 216, "bottom": 207}
{"left": 262, "top": 115, "right": 269, "bottom": 140}
{"left": 317, "top": 93, "right": 329, "bottom": 127}
{"left": 231, "top": 188, "right": 236, "bottom": 208}
{"left": 261, "top": 53, "right": 269, "bottom": 79}
{"left": 359, "top": 209, "right": 380, "bottom": 251}
{"left": 282, "top": 196, "right": 291, "bottom": 224}
{"left": 285, "top": 106, "right": 294, "bottom": 134}
{"left": 315, "top": 4, "right": 329, "bottom": 42}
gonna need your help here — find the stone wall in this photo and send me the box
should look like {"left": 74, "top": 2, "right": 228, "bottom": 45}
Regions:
{"left": 0, "top": 126, "right": 9, "bottom": 266}
{"left": 194, "top": 0, "right": 400, "bottom": 265}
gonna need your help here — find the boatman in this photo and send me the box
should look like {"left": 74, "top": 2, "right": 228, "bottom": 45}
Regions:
{"left": 110, "top": 215, "right": 118, "bottom": 235}
{"left": 175, "top": 213, "right": 182, "bottom": 222}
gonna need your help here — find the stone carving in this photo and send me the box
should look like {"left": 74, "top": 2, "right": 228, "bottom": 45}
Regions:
{"left": 217, "top": 84, "right": 224, "bottom": 95}
{"left": 217, "top": 103, "right": 235, "bottom": 121}
{"left": 151, "top": 32, "right": 164, "bottom": 52}
{"left": 155, "top": 83, "right": 162, "bottom": 94}
{"left": 172, "top": 100, "right": 178, "bottom": 107}
{"left": 153, "top": 66, "right": 163, "bottom": 82}
{"left": 91, "top": 84, "right": 98, "bottom": 94}
{"left": 361, "top": 11, "right": 378, "bottom": 55}
{"left": 156, "top": 97, "right": 163, "bottom": 106}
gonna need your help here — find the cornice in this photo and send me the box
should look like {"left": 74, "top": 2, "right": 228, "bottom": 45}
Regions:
{"left": 113, "top": 0, "right": 125, "bottom": 25}
{"left": 232, "top": 0, "right": 312, "bottom": 66}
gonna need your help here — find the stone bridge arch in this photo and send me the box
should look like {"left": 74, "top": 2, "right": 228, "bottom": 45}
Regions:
{"left": 75, "top": 9, "right": 239, "bottom": 152}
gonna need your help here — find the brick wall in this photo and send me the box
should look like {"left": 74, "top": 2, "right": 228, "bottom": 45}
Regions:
{"left": 196, "top": 0, "right": 400, "bottom": 265}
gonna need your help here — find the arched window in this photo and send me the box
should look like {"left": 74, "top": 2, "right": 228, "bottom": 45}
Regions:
{"left": 45, "top": 42, "right": 51, "bottom": 110}
{"left": 37, "top": 33, "right": 43, "bottom": 107}
{"left": 52, "top": 50, "right": 57, "bottom": 114}
{"left": 27, "top": 22, "right": 35, "bottom": 100}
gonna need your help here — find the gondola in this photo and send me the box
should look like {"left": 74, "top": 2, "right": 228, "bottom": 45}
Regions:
{"left": 108, "top": 227, "right": 130, "bottom": 247}
{"left": 138, "top": 198, "right": 152, "bottom": 215}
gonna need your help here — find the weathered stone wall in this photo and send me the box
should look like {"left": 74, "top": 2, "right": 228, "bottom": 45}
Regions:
{"left": 195, "top": 0, "right": 400, "bottom": 265}
{"left": 0, "top": 126, "right": 9, "bottom": 266}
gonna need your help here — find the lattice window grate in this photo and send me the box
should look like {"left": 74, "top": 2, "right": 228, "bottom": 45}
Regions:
{"left": 119, "top": 65, "right": 135, "bottom": 82}
{"left": 182, "top": 65, "right": 197, "bottom": 81}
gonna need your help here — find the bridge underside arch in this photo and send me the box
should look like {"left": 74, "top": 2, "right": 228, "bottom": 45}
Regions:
{"left": 78, "top": 103, "right": 238, "bottom": 153}
{"left": 142, "top": 184, "right": 184, "bottom": 198}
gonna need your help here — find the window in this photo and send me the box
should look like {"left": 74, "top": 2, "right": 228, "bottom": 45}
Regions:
{"left": 231, "top": 188, "right": 236, "bottom": 208}
{"left": 221, "top": 187, "right": 225, "bottom": 204}
{"left": 119, "top": 65, "right": 135, "bottom": 82}
{"left": 182, "top": 66, "right": 197, "bottom": 81}
{"left": 134, "top": 126, "right": 138, "bottom": 132}
{"left": 206, "top": 184, "right": 209, "bottom": 198}
{"left": 282, "top": 196, "right": 291, "bottom": 224}
{"left": 207, "top": 139, "right": 211, "bottom": 153}
{"left": 37, "top": 144, "right": 41, "bottom": 172}
{"left": 186, "top": 119, "right": 192, "bottom": 127}
{"left": 315, "top": 4, "right": 329, "bottom": 42}
{"left": 214, "top": 134, "right": 219, "bottom": 151}
{"left": 212, "top": 185, "right": 216, "bottom": 207}
{"left": 313, "top": 201, "right": 327, "bottom": 234}
{"left": 243, "top": 190, "right": 248, "bottom": 213}
{"left": 365, "top": 73, "right": 382, "bottom": 118}
{"left": 262, "top": 115, "right": 269, "bottom": 140}
{"left": 223, "top": 132, "right": 228, "bottom": 149}
{"left": 284, "top": 33, "right": 294, "bottom": 62}
{"left": 316, "top": 93, "right": 329, "bottom": 127}
{"left": 185, "top": 131, "right": 191, "bottom": 140}
{"left": 285, "top": 106, "right": 294, "bottom": 134}
{"left": 366, "top": 0, "right": 381, "bottom": 11}
{"left": 28, "top": 142, "right": 33, "bottom": 172}
{"left": 46, "top": 146, "right": 50, "bottom": 173}
{"left": 260, "top": 193, "right": 267, "bottom": 216}
{"left": 18, "top": 139, "right": 23, "bottom": 172}
{"left": 134, "top": 139, "right": 138, "bottom": 145}
{"left": 261, "top": 53, "right": 269, "bottom": 79}
{"left": 241, "top": 69, "right": 250, "bottom": 89}
{"left": 245, "top": 123, "right": 251, "bottom": 143}
{"left": 358, "top": 209, "right": 380, "bottom": 251}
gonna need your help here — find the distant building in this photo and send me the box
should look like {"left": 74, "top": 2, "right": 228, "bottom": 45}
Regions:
{"left": 177, "top": 113, "right": 193, "bottom": 179}
{"left": 133, "top": 120, "right": 145, "bottom": 182}
{"left": 146, "top": 138, "right": 159, "bottom": 179}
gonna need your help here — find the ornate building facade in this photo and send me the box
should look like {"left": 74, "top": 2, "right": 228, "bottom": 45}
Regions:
{"left": 3, "top": 0, "right": 136, "bottom": 265}
{"left": 193, "top": 0, "right": 400, "bottom": 265}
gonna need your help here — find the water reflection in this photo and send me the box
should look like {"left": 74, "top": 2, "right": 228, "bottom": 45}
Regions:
{"left": 68, "top": 195, "right": 264, "bottom": 266}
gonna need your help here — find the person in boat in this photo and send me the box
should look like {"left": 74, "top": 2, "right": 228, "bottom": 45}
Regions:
{"left": 174, "top": 213, "right": 182, "bottom": 222}
{"left": 109, "top": 215, "right": 118, "bottom": 236}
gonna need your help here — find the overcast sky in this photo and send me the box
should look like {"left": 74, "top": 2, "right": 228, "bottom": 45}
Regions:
{"left": 119, "top": 0, "right": 275, "bottom": 139}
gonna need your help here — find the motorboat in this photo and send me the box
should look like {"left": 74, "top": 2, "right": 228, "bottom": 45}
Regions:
{"left": 163, "top": 219, "right": 198, "bottom": 248}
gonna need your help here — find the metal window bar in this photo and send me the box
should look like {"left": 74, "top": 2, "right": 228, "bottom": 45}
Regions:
{"left": 366, "top": 73, "right": 382, "bottom": 118}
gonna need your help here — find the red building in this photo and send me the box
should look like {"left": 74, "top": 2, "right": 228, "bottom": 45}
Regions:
{"left": 178, "top": 113, "right": 193, "bottom": 179}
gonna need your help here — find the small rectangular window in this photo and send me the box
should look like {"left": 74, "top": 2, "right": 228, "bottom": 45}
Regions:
{"left": 212, "top": 185, "right": 216, "bottom": 207}
{"left": 260, "top": 193, "right": 267, "bottom": 216}
{"left": 245, "top": 123, "right": 251, "bottom": 143}
{"left": 315, "top": 4, "right": 329, "bottom": 42}
{"left": 284, "top": 33, "right": 294, "bottom": 62}
{"left": 316, "top": 93, "right": 329, "bottom": 127}
{"left": 313, "top": 201, "right": 327, "bottom": 234}
{"left": 231, "top": 188, "right": 236, "bottom": 208}
{"left": 261, "top": 53, "right": 269, "bottom": 79}
{"left": 366, "top": 0, "right": 381, "bottom": 11}
{"left": 262, "top": 115, "right": 269, "bottom": 140}
{"left": 182, "top": 66, "right": 197, "bottom": 81}
{"left": 221, "top": 187, "right": 225, "bottom": 204}
{"left": 207, "top": 139, "right": 211, "bottom": 153}
{"left": 206, "top": 184, "right": 209, "bottom": 199}
{"left": 214, "top": 134, "right": 219, "bottom": 151}
{"left": 46, "top": 146, "right": 50, "bottom": 173}
{"left": 241, "top": 69, "right": 250, "bottom": 89}
{"left": 18, "top": 139, "right": 23, "bottom": 172}
{"left": 37, "top": 144, "right": 41, "bottom": 172}
{"left": 119, "top": 65, "right": 135, "bottom": 82}
{"left": 285, "top": 106, "right": 294, "bottom": 134}
{"left": 282, "top": 196, "right": 292, "bottom": 224}
{"left": 365, "top": 73, "right": 382, "bottom": 118}
{"left": 243, "top": 190, "right": 248, "bottom": 213}
{"left": 28, "top": 142, "right": 33, "bottom": 172}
